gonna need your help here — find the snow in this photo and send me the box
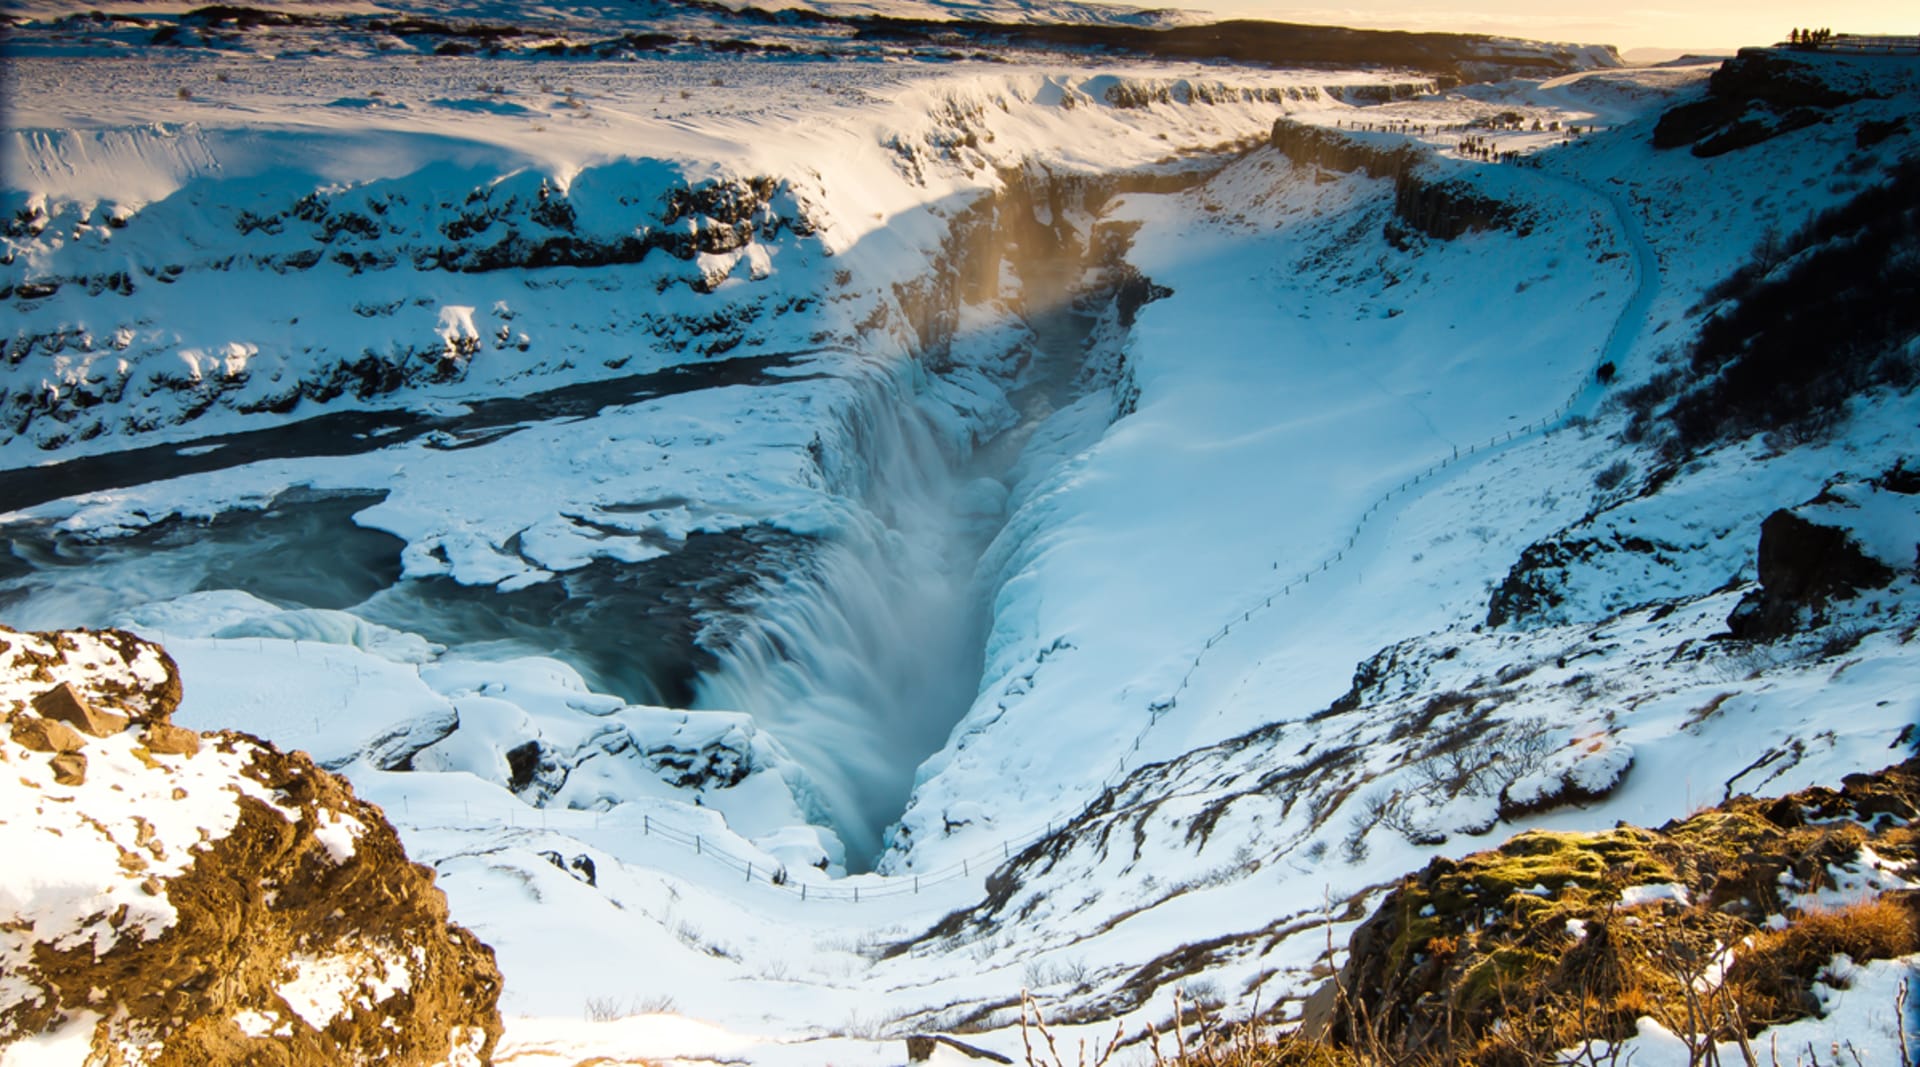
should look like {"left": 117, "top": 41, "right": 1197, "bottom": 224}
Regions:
{"left": 0, "top": 1012, "right": 102, "bottom": 1067}
{"left": 1561, "top": 956, "right": 1920, "bottom": 1066}
{"left": 1618, "top": 882, "right": 1691, "bottom": 908}
{"left": 0, "top": 726, "right": 278, "bottom": 964}
{"left": 275, "top": 945, "right": 412, "bottom": 1030}
{"left": 0, "top": 629, "right": 174, "bottom": 712}
{"left": 312, "top": 808, "right": 367, "bottom": 863}
{"left": 230, "top": 1010, "right": 289, "bottom": 1039}
{"left": 2, "top": 9, "right": 1917, "bottom": 1064}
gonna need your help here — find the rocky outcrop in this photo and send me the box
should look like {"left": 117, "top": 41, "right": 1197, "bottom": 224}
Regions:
{"left": 0, "top": 626, "right": 503, "bottom": 1064}
{"left": 1269, "top": 120, "right": 1527, "bottom": 240}
{"left": 1485, "top": 531, "right": 1678, "bottom": 628}
{"left": 1322, "top": 759, "right": 1920, "bottom": 1060}
{"left": 1726, "top": 475, "right": 1909, "bottom": 640}
{"left": 1653, "top": 48, "right": 1875, "bottom": 156}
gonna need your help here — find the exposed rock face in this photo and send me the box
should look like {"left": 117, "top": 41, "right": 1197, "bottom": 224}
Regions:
{"left": 2, "top": 168, "right": 816, "bottom": 446}
{"left": 1268, "top": 119, "right": 1527, "bottom": 240}
{"left": 1727, "top": 488, "right": 1902, "bottom": 640}
{"left": 0, "top": 626, "right": 503, "bottom": 1065}
{"left": 1653, "top": 48, "right": 1872, "bottom": 156}
{"left": 1485, "top": 531, "right": 1678, "bottom": 628}
{"left": 1753, "top": 507, "right": 1897, "bottom": 600}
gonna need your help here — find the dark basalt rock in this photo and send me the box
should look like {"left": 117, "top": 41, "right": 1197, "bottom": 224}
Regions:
{"left": 1269, "top": 120, "right": 1527, "bottom": 240}
{"left": 1654, "top": 48, "right": 1871, "bottom": 155}
{"left": 1727, "top": 508, "right": 1897, "bottom": 640}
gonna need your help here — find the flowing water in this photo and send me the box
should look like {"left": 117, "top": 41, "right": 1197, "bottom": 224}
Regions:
{"left": 0, "top": 183, "right": 1107, "bottom": 873}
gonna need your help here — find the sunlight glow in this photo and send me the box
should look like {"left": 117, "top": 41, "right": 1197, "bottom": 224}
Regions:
{"left": 1112, "top": 1, "right": 1918, "bottom": 55}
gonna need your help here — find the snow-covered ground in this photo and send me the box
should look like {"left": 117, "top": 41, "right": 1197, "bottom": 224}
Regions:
{"left": 3, "top": 3, "right": 1917, "bottom": 1063}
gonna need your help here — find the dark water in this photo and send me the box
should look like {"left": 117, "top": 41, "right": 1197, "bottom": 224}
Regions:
{"left": 0, "top": 352, "right": 822, "bottom": 514}
{"left": 0, "top": 489, "right": 404, "bottom": 626}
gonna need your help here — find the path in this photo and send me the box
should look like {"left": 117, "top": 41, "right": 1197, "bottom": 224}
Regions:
{"left": 1102, "top": 153, "right": 1663, "bottom": 783}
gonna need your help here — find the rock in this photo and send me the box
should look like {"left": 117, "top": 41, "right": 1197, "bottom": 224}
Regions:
{"left": 2, "top": 628, "right": 505, "bottom": 1063}
{"left": 1654, "top": 49, "right": 1866, "bottom": 154}
{"left": 33, "top": 681, "right": 129, "bottom": 737}
{"left": 1728, "top": 508, "right": 1897, "bottom": 639}
{"left": 10, "top": 715, "right": 85, "bottom": 754}
{"left": 1756, "top": 508, "right": 1897, "bottom": 600}
{"left": 1293, "top": 979, "right": 1339, "bottom": 1042}
{"left": 141, "top": 722, "right": 201, "bottom": 756}
{"left": 48, "top": 752, "right": 86, "bottom": 786}
{"left": 905, "top": 1034, "right": 1013, "bottom": 1064}
{"left": 0, "top": 627, "right": 184, "bottom": 726}
{"left": 1323, "top": 759, "right": 1919, "bottom": 1057}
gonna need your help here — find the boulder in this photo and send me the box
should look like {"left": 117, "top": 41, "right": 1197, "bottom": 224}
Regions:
{"left": 33, "top": 681, "right": 129, "bottom": 737}
{"left": 1729, "top": 508, "right": 1897, "bottom": 639}
{"left": 2, "top": 627, "right": 505, "bottom": 1063}
{"left": 1756, "top": 508, "right": 1896, "bottom": 600}
{"left": 48, "top": 752, "right": 85, "bottom": 786}
{"left": 142, "top": 721, "right": 202, "bottom": 756}
{"left": 10, "top": 714, "right": 85, "bottom": 754}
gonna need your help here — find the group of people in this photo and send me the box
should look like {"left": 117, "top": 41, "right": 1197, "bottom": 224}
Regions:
{"left": 1787, "top": 27, "right": 1834, "bottom": 47}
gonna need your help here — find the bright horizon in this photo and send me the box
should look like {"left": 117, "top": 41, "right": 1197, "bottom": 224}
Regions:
{"left": 1100, "top": 1, "right": 1917, "bottom": 55}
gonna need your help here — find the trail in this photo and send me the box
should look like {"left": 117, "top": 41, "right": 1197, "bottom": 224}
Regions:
{"left": 1107, "top": 152, "right": 1664, "bottom": 780}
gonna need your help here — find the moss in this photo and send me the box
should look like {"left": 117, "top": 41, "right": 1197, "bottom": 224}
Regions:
{"left": 1325, "top": 758, "right": 1919, "bottom": 1061}
{"left": 1459, "top": 945, "right": 1557, "bottom": 1013}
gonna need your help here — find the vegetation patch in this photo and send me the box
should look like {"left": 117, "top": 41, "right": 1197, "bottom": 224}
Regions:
{"left": 1641, "top": 160, "right": 1920, "bottom": 453}
{"left": 1026, "top": 759, "right": 1917, "bottom": 1065}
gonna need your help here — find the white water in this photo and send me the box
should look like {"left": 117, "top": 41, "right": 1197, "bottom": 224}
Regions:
{"left": 691, "top": 363, "right": 1004, "bottom": 869}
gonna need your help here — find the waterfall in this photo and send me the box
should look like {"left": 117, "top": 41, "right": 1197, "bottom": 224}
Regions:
{"left": 691, "top": 361, "right": 1000, "bottom": 869}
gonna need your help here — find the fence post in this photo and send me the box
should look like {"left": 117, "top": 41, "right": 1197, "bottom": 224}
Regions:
{"left": 963, "top": 859, "right": 969, "bottom": 876}
{"left": 644, "top": 815, "right": 649, "bottom": 835}
{"left": 746, "top": 863, "right": 753, "bottom": 882}
{"left": 914, "top": 876, "right": 920, "bottom": 894}
{"left": 854, "top": 887, "right": 860, "bottom": 903}
{"left": 696, "top": 836, "right": 702, "bottom": 855}
{"left": 802, "top": 884, "right": 807, "bottom": 901}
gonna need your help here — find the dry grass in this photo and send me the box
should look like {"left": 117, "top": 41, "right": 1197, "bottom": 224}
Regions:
{"left": 1730, "top": 896, "right": 1920, "bottom": 1025}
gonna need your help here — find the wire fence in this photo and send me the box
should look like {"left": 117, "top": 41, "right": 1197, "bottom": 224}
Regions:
{"left": 1110, "top": 166, "right": 1656, "bottom": 788}
{"left": 158, "top": 161, "right": 1655, "bottom": 911}
{"left": 391, "top": 171, "right": 1656, "bottom": 908}
{"left": 394, "top": 798, "right": 1063, "bottom": 904}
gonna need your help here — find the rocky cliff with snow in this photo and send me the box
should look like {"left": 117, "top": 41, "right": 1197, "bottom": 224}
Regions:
{"left": 0, "top": 626, "right": 502, "bottom": 1064}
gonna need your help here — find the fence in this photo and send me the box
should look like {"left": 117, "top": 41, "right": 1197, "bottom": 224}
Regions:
{"left": 393, "top": 797, "right": 1064, "bottom": 904}
{"left": 1115, "top": 166, "right": 1656, "bottom": 787}
{"left": 390, "top": 170, "right": 1653, "bottom": 907}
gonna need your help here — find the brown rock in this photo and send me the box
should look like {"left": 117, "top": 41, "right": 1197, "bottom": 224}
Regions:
{"left": 49, "top": 752, "right": 86, "bottom": 786}
{"left": 32, "top": 682, "right": 129, "bottom": 738}
{"left": 142, "top": 723, "right": 201, "bottom": 757}
{"left": 11, "top": 715, "right": 85, "bottom": 754}
{"left": 9, "top": 741, "right": 504, "bottom": 1063}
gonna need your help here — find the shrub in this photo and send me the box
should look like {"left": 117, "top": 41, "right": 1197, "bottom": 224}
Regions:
{"left": 1661, "top": 159, "right": 1920, "bottom": 452}
{"left": 1592, "top": 459, "right": 1632, "bottom": 492}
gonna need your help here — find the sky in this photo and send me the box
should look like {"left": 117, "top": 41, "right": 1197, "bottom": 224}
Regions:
{"left": 1122, "top": 1, "right": 1917, "bottom": 54}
